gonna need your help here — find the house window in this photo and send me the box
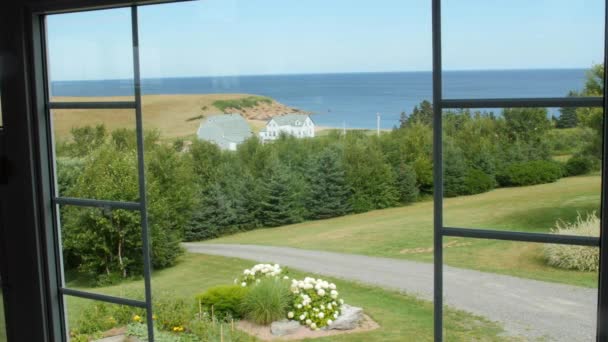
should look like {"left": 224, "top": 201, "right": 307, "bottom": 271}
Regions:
{"left": 20, "top": 0, "right": 608, "bottom": 341}
{"left": 43, "top": 6, "right": 155, "bottom": 340}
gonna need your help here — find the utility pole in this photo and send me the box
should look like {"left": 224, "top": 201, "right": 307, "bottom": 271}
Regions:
{"left": 376, "top": 112, "right": 381, "bottom": 137}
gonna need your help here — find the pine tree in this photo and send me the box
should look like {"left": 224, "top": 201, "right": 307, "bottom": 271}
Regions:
{"left": 260, "top": 163, "right": 305, "bottom": 227}
{"left": 556, "top": 91, "right": 579, "bottom": 128}
{"left": 395, "top": 161, "right": 419, "bottom": 204}
{"left": 443, "top": 144, "right": 468, "bottom": 197}
{"left": 306, "top": 147, "right": 352, "bottom": 219}
{"left": 184, "top": 183, "right": 239, "bottom": 241}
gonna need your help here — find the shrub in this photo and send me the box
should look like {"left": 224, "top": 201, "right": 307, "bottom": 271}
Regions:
{"left": 565, "top": 155, "right": 594, "bottom": 176}
{"left": 195, "top": 285, "right": 249, "bottom": 319}
{"left": 496, "top": 160, "right": 563, "bottom": 186}
{"left": 544, "top": 213, "right": 599, "bottom": 272}
{"left": 462, "top": 169, "right": 495, "bottom": 195}
{"left": 240, "top": 278, "right": 291, "bottom": 325}
{"left": 289, "top": 277, "right": 344, "bottom": 330}
{"left": 237, "top": 263, "right": 285, "bottom": 286}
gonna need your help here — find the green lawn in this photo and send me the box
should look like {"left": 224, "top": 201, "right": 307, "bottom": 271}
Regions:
{"left": 208, "top": 174, "right": 601, "bottom": 288}
{"left": 67, "top": 253, "right": 516, "bottom": 341}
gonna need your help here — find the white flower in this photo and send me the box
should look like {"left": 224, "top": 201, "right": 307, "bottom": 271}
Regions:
{"left": 339, "top": 299, "right": 344, "bottom": 304}
{"left": 288, "top": 312, "right": 294, "bottom": 319}
{"left": 329, "top": 283, "right": 336, "bottom": 290}
{"left": 334, "top": 312, "right": 339, "bottom": 318}
{"left": 306, "top": 319, "right": 312, "bottom": 325}
{"left": 317, "top": 289, "right": 326, "bottom": 296}
{"left": 330, "top": 290, "right": 338, "bottom": 299}
{"left": 244, "top": 269, "right": 251, "bottom": 275}
{"left": 283, "top": 276, "right": 289, "bottom": 280}
{"left": 296, "top": 304, "right": 302, "bottom": 309}
{"left": 327, "top": 319, "right": 333, "bottom": 325}
{"left": 318, "top": 312, "right": 325, "bottom": 319}
{"left": 310, "top": 322, "right": 317, "bottom": 329}
{"left": 256, "top": 279, "right": 261, "bottom": 283}
{"left": 241, "top": 282, "right": 247, "bottom": 287}
{"left": 299, "top": 314, "right": 306, "bottom": 321}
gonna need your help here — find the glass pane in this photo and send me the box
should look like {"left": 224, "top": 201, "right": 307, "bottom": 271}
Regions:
{"left": 443, "top": 106, "right": 602, "bottom": 236}
{"left": 444, "top": 237, "right": 598, "bottom": 340}
{"left": 64, "top": 296, "right": 148, "bottom": 341}
{"left": 442, "top": 0, "right": 604, "bottom": 99}
{"left": 59, "top": 205, "right": 145, "bottom": 301}
{"left": 138, "top": 0, "right": 431, "bottom": 132}
{"left": 46, "top": 8, "right": 134, "bottom": 101}
{"left": 52, "top": 109, "right": 138, "bottom": 201}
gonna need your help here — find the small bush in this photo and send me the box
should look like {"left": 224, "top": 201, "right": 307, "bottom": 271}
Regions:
{"left": 195, "top": 285, "right": 249, "bottom": 319}
{"left": 153, "top": 295, "right": 195, "bottom": 332}
{"left": 73, "top": 300, "right": 144, "bottom": 335}
{"left": 496, "top": 160, "right": 563, "bottom": 186}
{"left": 290, "top": 277, "right": 344, "bottom": 330}
{"left": 565, "top": 155, "right": 594, "bottom": 176}
{"left": 240, "top": 278, "right": 291, "bottom": 325}
{"left": 544, "top": 213, "right": 599, "bottom": 272}
{"left": 462, "top": 169, "right": 495, "bottom": 195}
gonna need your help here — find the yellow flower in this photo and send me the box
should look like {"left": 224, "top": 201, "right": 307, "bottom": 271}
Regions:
{"left": 172, "top": 326, "right": 184, "bottom": 332}
{"left": 132, "top": 315, "right": 142, "bottom": 323}
{"left": 152, "top": 314, "right": 157, "bottom": 320}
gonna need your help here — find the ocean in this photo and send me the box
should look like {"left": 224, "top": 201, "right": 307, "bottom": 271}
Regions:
{"left": 51, "top": 69, "right": 588, "bottom": 129}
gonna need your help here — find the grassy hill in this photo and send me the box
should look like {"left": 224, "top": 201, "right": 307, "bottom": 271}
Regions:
{"left": 208, "top": 174, "right": 601, "bottom": 287}
{"left": 50, "top": 94, "right": 298, "bottom": 141}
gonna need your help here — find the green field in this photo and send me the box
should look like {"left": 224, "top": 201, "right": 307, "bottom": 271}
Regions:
{"left": 208, "top": 174, "right": 601, "bottom": 288}
{"left": 67, "top": 253, "right": 513, "bottom": 341}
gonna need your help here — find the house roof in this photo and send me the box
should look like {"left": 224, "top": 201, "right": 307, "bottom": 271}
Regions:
{"left": 197, "top": 113, "right": 252, "bottom": 144}
{"left": 271, "top": 113, "right": 311, "bottom": 127}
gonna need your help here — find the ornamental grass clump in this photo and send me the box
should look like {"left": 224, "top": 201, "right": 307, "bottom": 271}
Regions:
{"left": 289, "top": 277, "right": 343, "bottom": 330}
{"left": 240, "top": 277, "right": 292, "bottom": 325}
{"left": 544, "top": 213, "right": 599, "bottom": 272}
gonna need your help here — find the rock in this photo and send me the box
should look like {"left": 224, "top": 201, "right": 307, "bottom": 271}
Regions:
{"left": 271, "top": 319, "right": 302, "bottom": 336}
{"left": 328, "top": 304, "right": 364, "bottom": 330}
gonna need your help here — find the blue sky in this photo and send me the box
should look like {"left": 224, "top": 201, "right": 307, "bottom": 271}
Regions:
{"left": 46, "top": 0, "right": 604, "bottom": 81}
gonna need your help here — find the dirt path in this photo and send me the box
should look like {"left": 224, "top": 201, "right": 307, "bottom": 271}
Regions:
{"left": 183, "top": 243, "right": 597, "bottom": 341}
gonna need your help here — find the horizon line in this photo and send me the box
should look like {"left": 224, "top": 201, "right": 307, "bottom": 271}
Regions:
{"left": 51, "top": 67, "right": 590, "bottom": 83}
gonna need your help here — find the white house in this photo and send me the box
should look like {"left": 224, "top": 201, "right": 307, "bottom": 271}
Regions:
{"left": 259, "top": 113, "right": 315, "bottom": 142}
{"left": 196, "top": 113, "right": 253, "bottom": 151}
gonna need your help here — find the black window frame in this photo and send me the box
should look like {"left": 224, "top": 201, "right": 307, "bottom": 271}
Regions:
{"left": 431, "top": 0, "right": 608, "bottom": 340}
{"left": 0, "top": 0, "right": 606, "bottom": 340}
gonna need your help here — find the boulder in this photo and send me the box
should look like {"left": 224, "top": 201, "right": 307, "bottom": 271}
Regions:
{"left": 328, "top": 304, "right": 364, "bottom": 330}
{"left": 271, "top": 319, "right": 301, "bottom": 336}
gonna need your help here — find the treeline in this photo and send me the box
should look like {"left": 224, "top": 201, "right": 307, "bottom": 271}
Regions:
{"left": 56, "top": 64, "right": 603, "bottom": 284}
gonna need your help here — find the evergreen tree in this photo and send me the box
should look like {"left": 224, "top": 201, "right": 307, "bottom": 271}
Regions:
{"left": 184, "top": 183, "right": 239, "bottom": 241}
{"left": 443, "top": 144, "right": 468, "bottom": 197}
{"left": 395, "top": 161, "right": 419, "bottom": 204}
{"left": 405, "top": 100, "right": 433, "bottom": 126}
{"left": 306, "top": 147, "right": 352, "bottom": 219}
{"left": 260, "top": 163, "right": 305, "bottom": 227}
{"left": 556, "top": 91, "right": 579, "bottom": 129}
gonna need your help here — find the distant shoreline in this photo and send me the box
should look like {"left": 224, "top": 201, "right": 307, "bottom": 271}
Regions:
{"left": 51, "top": 67, "right": 589, "bottom": 83}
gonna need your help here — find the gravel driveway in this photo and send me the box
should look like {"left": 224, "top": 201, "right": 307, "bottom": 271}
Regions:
{"left": 183, "top": 243, "right": 597, "bottom": 341}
